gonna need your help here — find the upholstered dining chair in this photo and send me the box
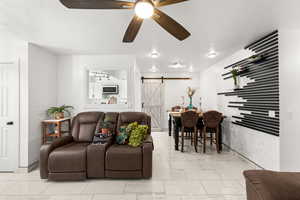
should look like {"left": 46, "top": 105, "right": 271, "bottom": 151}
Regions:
{"left": 182, "top": 107, "right": 198, "bottom": 139}
{"left": 171, "top": 106, "right": 181, "bottom": 112}
{"left": 181, "top": 111, "right": 199, "bottom": 152}
{"left": 202, "top": 111, "right": 223, "bottom": 153}
{"left": 185, "top": 106, "right": 198, "bottom": 111}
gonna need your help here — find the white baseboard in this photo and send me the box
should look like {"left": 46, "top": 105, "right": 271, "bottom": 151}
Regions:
{"left": 16, "top": 161, "right": 39, "bottom": 173}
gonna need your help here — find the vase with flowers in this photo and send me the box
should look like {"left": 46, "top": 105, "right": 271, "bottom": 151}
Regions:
{"left": 187, "top": 87, "right": 196, "bottom": 110}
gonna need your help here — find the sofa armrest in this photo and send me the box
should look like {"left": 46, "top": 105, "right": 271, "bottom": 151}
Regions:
{"left": 87, "top": 139, "right": 113, "bottom": 178}
{"left": 40, "top": 135, "right": 73, "bottom": 179}
{"left": 142, "top": 135, "right": 153, "bottom": 178}
{"left": 144, "top": 134, "right": 153, "bottom": 144}
{"left": 244, "top": 170, "right": 300, "bottom": 200}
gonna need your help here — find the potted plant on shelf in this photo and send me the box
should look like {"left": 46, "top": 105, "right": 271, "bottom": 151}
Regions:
{"left": 231, "top": 68, "right": 240, "bottom": 89}
{"left": 187, "top": 87, "right": 196, "bottom": 110}
{"left": 248, "top": 53, "right": 267, "bottom": 64}
{"left": 47, "top": 105, "right": 74, "bottom": 119}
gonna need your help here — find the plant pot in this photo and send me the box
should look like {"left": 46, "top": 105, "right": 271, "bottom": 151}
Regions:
{"left": 54, "top": 112, "right": 64, "bottom": 119}
{"left": 101, "top": 128, "right": 109, "bottom": 134}
{"left": 234, "top": 76, "right": 240, "bottom": 89}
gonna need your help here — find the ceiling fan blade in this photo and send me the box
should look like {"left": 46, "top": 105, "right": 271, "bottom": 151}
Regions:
{"left": 152, "top": 8, "right": 190, "bottom": 41}
{"left": 123, "top": 15, "right": 144, "bottom": 43}
{"left": 157, "top": 0, "right": 188, "bottom": 7}
{"left": 59, "top": 0, "right": 134, "bottom": 9}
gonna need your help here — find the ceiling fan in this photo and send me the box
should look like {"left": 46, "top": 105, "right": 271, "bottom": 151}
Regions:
{"left": 59, "top": 0, "right": 191, "bottom": 43}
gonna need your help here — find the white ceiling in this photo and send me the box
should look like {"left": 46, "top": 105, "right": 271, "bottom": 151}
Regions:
{"left": 0, "top": 0, "right": 299, "bottom": 73}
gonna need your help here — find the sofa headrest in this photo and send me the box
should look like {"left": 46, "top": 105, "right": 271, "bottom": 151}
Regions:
{"left": 119, "top": 112, "right": 149, "bottom": 124}
{"left": 72, "top": 112, "right": 105, "bottom": 142}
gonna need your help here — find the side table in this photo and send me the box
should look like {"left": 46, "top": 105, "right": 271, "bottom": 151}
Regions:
{"left": 42, "top": 118, "right": 71, "bottom": 144}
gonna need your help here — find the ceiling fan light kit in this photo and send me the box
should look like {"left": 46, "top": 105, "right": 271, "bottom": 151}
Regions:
{"left": 59, "top": 0, "right": 191, "bottom": 43}
{"left": 135, "top": 1, "right": 154, "bottom": 19}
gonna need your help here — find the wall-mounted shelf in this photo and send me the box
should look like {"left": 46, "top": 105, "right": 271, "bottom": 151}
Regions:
{"left": 218, "top": 30, "right": 279, "bottom": 136}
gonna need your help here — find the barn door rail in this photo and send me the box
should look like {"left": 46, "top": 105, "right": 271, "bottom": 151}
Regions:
{"left": 141, "top": 76, "right": 191, "bottom": 84}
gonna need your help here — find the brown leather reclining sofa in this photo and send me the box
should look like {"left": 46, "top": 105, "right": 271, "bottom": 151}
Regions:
{"left": 40, "top": 112, "right": 153, "bottom": 181}
{"left": 244, "top": 170, "right": 300, "bottom": 200}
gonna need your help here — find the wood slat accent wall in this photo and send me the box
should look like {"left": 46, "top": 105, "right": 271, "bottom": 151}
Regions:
{"left": 218, "top": 30, "right": 279, "bottom": 136}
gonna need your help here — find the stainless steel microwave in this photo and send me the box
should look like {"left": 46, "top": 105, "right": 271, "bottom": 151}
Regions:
{"left": 102, "top": 85, "right": 119, "bottom": 94}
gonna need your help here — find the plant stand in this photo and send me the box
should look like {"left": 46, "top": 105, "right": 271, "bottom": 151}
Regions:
{"left": 42, "top": 118, "right": 71, "bottom": 144}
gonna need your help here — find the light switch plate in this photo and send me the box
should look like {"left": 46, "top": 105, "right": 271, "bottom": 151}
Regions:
{"left": 269, "top": 110, "right": 276, "bottom": 118}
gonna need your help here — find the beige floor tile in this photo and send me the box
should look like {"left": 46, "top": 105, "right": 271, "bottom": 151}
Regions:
{"left": 165, "top": 181, "right": 206, "bottom": 195}
{"left": 0, "top": 196, "right": 50, "bottom": 200}
{"left": 186, "top": 170, "right": 221, "bottom": 180}
{"left": 49, "top": 195, "right": 93, "bottom": 200}
{"left": 1, "top": 181, "right": 49, "bottom": 195}
{"left": 223, "top": 195, "right": 246, "bottom": 200}
{"left": 137, "top": 194, "right": 182, "bottom": 200}
{"left": 93, "top": 194, "right": 136, "bottom": 200}
{"left": 181, "top": 195, "right": 224, "bottom": 200}
{"left": 125, "top": 181, "right": 164, "bottom": 193}
{"left": 152, "top": 168, "right": 186, "bottom": 181}
{"left": 82, "top": 180, "right": 126, "bottom": 194}
{"left": 202, "top": 180, "right": 245, "bottom": 195}
{"left": 43, "top": 182, "right": 88, "bottom": 195}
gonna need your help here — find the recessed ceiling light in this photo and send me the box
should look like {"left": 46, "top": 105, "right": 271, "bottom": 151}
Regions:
{"left": 206, "top": 50, "right": 218, "bottom": 59}
{"left": 188, "top": 65, "right": 194, "bottom": 72}
{"left": 149, "top": 49, "right": 160, "bottom": 58}
{"left": 168, "top": 62, "right": 186, "bottom": 69}
{"left": 149, "top": 65, "right": 159, "bottom": 72}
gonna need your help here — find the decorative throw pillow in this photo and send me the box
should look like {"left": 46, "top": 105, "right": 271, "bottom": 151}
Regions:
{"left": 126, "top": 122, "right": 138, "bottom": 137}
{"left": 128, "top": 125, "right": 149, "bottom": 147}
{"left": 116, "top": 126, "right": 128, "bottom": 145}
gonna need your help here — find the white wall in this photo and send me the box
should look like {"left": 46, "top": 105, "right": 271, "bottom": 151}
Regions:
{"left": 199, "top": 50, "right": 280, "bottom": 170}
{"left": 27, "top": 44, "right": 57, "bottom": 166}
{"left": 57, "top": 55, "right": 141, "bottom": 113}
{"left": 0, "top": 29, "right": 29, "bottom": 168}
{"left": 133, "top": 60, "right": 142, "bottom": 112}
{"left": 279, "top": 30, "right": 300, "bottom": 171}
{"left": 142, "top": 72, "right": 201, "bottom": 129}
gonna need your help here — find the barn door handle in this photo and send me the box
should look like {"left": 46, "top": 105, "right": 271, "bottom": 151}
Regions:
{"left": 142, "top": 103, "right": 144, "bottom": 109}
{"left": 6, "top": 121, "right": 14, "bottom": 125}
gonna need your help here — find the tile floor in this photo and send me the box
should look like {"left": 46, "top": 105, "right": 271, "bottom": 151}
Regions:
{"left": 0, "top": 132, "right": 258, "bottom": 200}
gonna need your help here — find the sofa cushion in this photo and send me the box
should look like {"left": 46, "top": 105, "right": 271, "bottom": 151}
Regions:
{"left": 48, "top": 143, "right": 89, "bottom": 173}
{"left": 106, "top": 144, "right": 142, "bottom": 171}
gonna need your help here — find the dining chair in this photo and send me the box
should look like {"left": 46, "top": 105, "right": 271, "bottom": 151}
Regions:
{"left": 185, "top": 106, "right": 197, "bottom": 110}
{"left": 181, "top": 111, "right": 199, "bottom": 152}
{"left": 182, "top": 107, "right": 198, "bottom": 139}
{"left": 172, "top": 106, "right": 182, "bottom": 112}
{"left": 202, "top": 111, "right": 223, "bottom": 153}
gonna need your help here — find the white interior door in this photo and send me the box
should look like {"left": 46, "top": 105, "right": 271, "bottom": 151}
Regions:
{"left": 0, "top": 63, "right": 19, "bottom": 172}
{"left": 142, "top": 81, "right": 164, "bottom": 131}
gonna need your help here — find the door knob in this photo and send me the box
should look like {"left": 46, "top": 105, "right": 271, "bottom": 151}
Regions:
{"left": 6, "top": 121, "right": 14, "bottom": 125}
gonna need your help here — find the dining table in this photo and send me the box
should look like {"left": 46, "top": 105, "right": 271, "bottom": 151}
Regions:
{"left": 168, "top": 111, "right": 224, "bottom": 152}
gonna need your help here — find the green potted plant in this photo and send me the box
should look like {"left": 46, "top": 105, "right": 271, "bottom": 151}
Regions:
{"left": 231, "top": 68, "right": 240, "bottom": 89}
{"left": 248, "top": 53, "right": 267, "bottom": 63}
{"left": 47, "top": 105, "right": 74, "bottom": 119}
